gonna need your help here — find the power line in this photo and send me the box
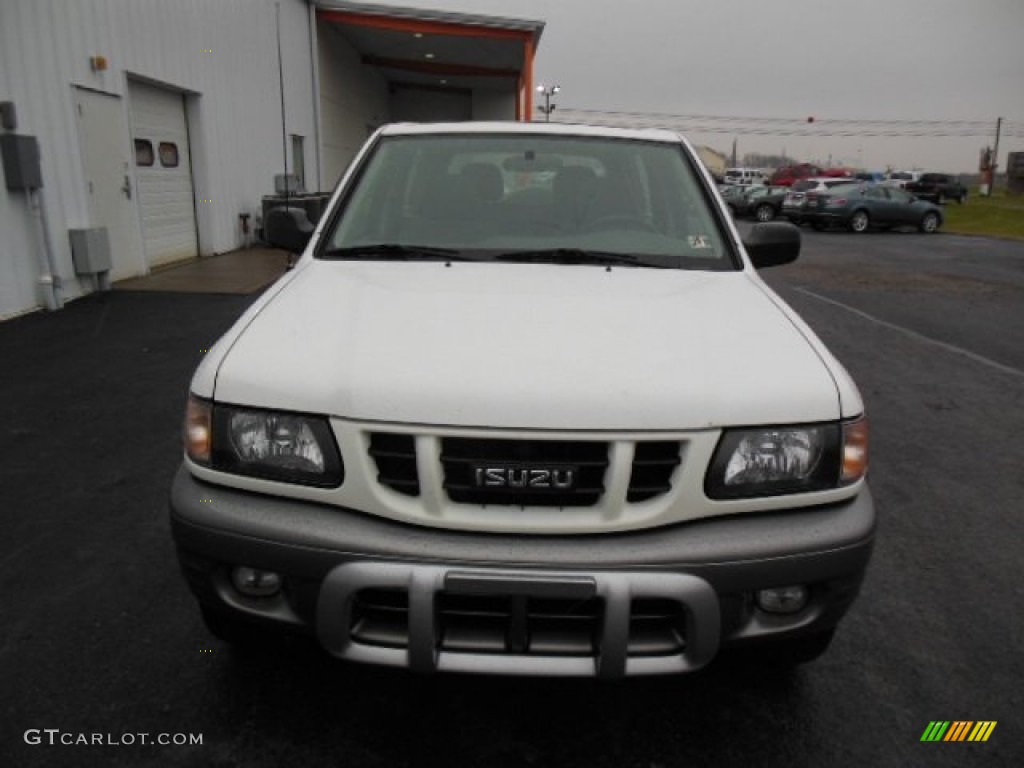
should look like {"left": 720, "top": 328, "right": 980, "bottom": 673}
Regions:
{"left": 555, "top": 108, "right": 1023, "bottom": 139}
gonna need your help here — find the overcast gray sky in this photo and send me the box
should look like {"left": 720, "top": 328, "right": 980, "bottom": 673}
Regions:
{"left": 370, "top": 0, "right": 1024, "bottom": 172}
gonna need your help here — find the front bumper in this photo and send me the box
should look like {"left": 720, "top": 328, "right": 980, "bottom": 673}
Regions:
{"left": 170, "top": 466, "right": 875, "bottom": 677}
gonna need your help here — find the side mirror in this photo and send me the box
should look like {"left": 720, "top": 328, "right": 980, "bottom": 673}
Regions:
{"left": 264, "top": 206, "right": 314, "bottom": 254}
{"left": 743, "top": 221, "right": 801, "bottom": 268}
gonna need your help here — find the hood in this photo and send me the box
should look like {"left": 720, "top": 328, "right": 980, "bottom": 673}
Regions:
{"left": 211, "top": 261, "right": 840, "bottom": 430}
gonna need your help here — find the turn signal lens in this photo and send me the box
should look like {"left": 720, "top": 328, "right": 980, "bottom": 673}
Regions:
{"left": 841, "top": 417, "right": 869, "bottom": 484}
{"left": 185, "top": 396, "right": 212, "bottom": 464}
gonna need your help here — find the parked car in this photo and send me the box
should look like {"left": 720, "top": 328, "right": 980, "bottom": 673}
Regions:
{"left": 723, "top": 167, "right": 766, "bottom": 186}
{"left": 770, "top": 164, "right": 851, "bottom": 186}
{"left": 883, "top": 170, "right": 921, "bottom": 189}
{"left": 905, "top": 172, "right": 968, "bottom": 204}
{"left": 734, "top": 185, "right": 789, "bottom": 221}
{"left": 854, "top": 171, "right": 886, "bottom": 183}
{"left": 800, "top": 182, "right": 943, "bottom": 233}
{"left": 782, "top": 177, "right": 862, "bottom": 225}
{"left": 769, "top": 163, "right": 822, "bottom": 187}
{"left": 821, "top": 167, "right": 855, "bottom": 179}
{"left": 718, "top": 183, "right": 752, "bottom": 213}
{"left": 171, "top": 121, "right": 873, "bottom": 678}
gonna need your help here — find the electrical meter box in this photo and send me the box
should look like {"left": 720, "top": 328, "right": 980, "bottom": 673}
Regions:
{"left": 69, "top": 227, "right": 112, "bottom": 274}
{"left": 1, "top": 133, "right": 43, "bottom": 190}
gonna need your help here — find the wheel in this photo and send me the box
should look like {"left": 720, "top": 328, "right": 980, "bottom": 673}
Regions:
{"left": 936, "top": 191, "right": 946, "bottom": 205}
{"left": 919, "top": 211, "right": 940, "bottom": 233}
{"left": 755, "top": 204, "right": 775, "bottom": 222}
{"left": 582, "top": 214, "right": 657, "bottom": 232}
{"left": 848, "top": 210, "right": 870, "bottom": 233}
{"left": 957, "top": 191, "right": 967, "bottom": 204}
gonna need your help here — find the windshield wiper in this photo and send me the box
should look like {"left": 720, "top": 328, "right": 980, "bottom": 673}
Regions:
{"left": 321, "top": 244, "right": 472, "bottom": 261}
{"left": 495, "top": 249, "right": 670, "bottom": 268}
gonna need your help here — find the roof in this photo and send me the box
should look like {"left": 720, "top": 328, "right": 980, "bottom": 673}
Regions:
{"left": 315, "top": 1, "right": 544, "bottom": 93}
{"left": 380, "top": 121, "right": 688, "bottom": 143}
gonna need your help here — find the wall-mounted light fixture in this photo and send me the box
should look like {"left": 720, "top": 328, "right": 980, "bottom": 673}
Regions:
{"left": 89, "top": 55, "right": 109, "bottom": 72}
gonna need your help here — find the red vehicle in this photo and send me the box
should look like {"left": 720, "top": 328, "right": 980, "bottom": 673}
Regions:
{"left": 769, "top": 163, "right": 852, "bottom": 187}
{"left": 769, "top": 164, "right": 821, "bottom": 187}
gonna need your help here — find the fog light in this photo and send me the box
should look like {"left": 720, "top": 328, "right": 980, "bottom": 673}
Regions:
{"left": 756, "top": 585, "right": 809, "bottom": 615}
{"left": 231, "top": 566, "right": 282, "bottom": 597}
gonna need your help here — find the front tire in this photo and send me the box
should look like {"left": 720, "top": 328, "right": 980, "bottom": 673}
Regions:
{"left": 848, "top": 210, "right": 870, "bottom": 233}
{"left": 755, "top": 204, "right": 775, "bottom": 222}
{"left": 919, "top": 211, "right": 940, "bottom": 233}
{"left": 957, "top": 191, "right": 967, "bottom": 204}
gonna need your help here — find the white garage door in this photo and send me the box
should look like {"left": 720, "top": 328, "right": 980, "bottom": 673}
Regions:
{"left": 128, "top": 80, "right": 198, "bottom": 268}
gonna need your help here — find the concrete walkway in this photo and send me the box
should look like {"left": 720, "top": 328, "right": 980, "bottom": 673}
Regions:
{"left": 114, "top": 247, "right": 291, "bottom": 294}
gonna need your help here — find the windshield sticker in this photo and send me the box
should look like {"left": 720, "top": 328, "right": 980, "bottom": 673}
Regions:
{"left": 689, "top": 235, "right": 711, "bottom": 249}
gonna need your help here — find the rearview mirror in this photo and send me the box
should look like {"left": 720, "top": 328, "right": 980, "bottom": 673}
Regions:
{"left": 743, "top": 222, "right": 800, "bottom": 268}
{"left": 264, "top": 206, "right": 314, "bottom": 254}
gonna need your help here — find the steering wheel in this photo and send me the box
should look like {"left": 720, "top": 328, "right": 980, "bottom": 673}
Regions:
{"left": 581, "top": 215, "right": 657, "bottom": 233}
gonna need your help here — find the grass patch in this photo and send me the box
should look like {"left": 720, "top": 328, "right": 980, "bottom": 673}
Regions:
{"left": 942, "top": 190, "right": 1024, "bottom": 239}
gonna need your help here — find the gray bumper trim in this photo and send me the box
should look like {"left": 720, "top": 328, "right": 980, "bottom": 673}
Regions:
{"left": 170, "top": 466, "right": 875, "bottom": 572}
{"left": 316, "top": 563, "right": 720, "bottom": 678}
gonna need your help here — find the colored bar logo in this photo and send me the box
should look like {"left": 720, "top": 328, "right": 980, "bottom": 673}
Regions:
{"left": 920, "top": 721, "right": 997, "bottom": 742}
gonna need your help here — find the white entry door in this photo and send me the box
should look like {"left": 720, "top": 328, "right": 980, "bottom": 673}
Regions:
{"left": 73, "top": 87, "right": 145, "bottom": 281}
{"left": 128, "top": 80, "right": 199, "bottom": 268}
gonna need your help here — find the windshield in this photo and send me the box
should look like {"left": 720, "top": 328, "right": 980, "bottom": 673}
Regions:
{"left": 323, "top": 133, "right": 737, "bottom": 271}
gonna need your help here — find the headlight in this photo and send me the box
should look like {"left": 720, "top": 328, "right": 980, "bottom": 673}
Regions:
{"left": 705, "top": 420, "right": 866, "bottom": 499}
{"left": 184, "top": 396, "right": 343, "bottom": 487}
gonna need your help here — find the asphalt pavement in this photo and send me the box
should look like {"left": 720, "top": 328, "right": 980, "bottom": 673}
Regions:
{"left": 2, "top": 230, "right": 1022, "bottom": 768}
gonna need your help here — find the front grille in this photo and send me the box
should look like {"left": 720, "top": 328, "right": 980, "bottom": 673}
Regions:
{"left": 348, "top": 588, "right": 686, "bottom": 658}
{"left": 627, "top": 441, "right": 681, "bottom": 502}
{"left": 440, "top": 438, "right": 609, "bottom": 507}
{"left": 368, "top": 433, "right": 419, "bottom": 496}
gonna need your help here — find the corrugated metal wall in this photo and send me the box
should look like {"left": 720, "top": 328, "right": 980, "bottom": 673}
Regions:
{"left": 0, "top": 0, "right": 316, "bottom": 318}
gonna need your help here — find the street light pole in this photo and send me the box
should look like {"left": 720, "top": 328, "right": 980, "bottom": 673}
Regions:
{"left": 535, "top": 84, "right": 560, "bottom": 122}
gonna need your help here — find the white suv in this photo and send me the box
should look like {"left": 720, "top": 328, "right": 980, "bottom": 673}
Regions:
{"left": 171, "top": 122, "right": 873, "bottom": 677}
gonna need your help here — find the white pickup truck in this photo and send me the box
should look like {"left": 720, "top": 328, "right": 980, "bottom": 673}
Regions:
{"left": 170, "top": 122, "right": 874, "bottom": 677}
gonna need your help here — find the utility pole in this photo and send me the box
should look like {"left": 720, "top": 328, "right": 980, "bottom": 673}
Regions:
{"left": 990, "top": 116, "right": 1003, "bottom": 197}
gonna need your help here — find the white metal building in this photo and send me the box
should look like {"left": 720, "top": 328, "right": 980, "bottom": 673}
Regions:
{"left": 0, "top": 0, "right": 544, "bottom": 319}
